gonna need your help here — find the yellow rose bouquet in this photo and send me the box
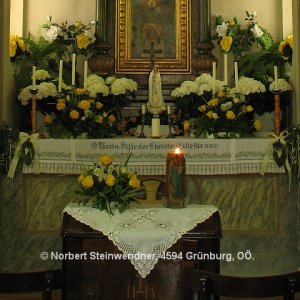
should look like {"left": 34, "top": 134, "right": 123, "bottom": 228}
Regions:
{"left": 76, "top": 154, "right": 144, "bottom": 215}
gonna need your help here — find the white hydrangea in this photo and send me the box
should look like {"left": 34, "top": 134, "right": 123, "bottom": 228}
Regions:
{"left": 251, "top": 24, "right": 264, "bottom": 38}
{"left": 18, "top": 82, "right": 58, "bottom": 105}
{"left": 105, "top": 76, "right": 117, "bottom": 85}
{"left": 195, "top": 73, "right": 213, "bottom": 85}
{"left": 35, "top": 69, "right": 51, "bottom": 81}
{"left": 86, "top": 74, "right": 105, "bottom": 87}
{"left": 269, "top": 79, "right": 292, "bottom": 92}
{"left": 110, "top": 78, "right": 137, "bottom": 95}
{"left": 87, "top": 83, "right": 110, "bottom": 98}
{"left": 216, "top": 22, "right": 228, "bottom": 37}
{"left": 238, "top": 77, "right": 266, "bottom": 95}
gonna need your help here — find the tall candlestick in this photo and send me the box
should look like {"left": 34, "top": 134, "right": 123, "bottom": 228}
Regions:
{"left": 165, "top": 147, "right": 186, "bottom": 208}
{"left": 58, "top": 60, "right": 63, "bottom": 93}
{"left": 212, "top": 61, "right": 216, "bottom": 94}
{"left": 274, "top": 66, "right": 279, "bottom": 90}
{"left": 142, "top": 104, "right": 146, "bottom": 115}
{"left": 71, "top": 53, "right": 76, "bottom": 86}
{"left": 234, "top": 61, "right": 239, "bottom": 88}
{"left": 83, "top": 61, "right": 88, "bottom": 90}
{"left": 224, "top": 54, "right": 228, "bottom": 86}
{"left": 32, "top": 66, "right": 36, "bottom": 89}
{"left": 167, "top": 105, "right": 171, "bottom": 115}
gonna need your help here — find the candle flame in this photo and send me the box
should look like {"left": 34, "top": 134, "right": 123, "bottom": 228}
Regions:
{"left": 175, "top": 147, "right": 181, "bottom": 154}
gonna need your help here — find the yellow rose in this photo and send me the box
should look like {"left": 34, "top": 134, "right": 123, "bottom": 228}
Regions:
{"left": 43, "top": 114, "right": 53, "bottom": 124}
{"left": 218, "top": 90, "right": 225, "bottom": 98}
{"left": 183, "top": 120, "right": 191, "bottom": 131}
{"left": 78, "top": 100, "right": 91, "bottom": 111}
{"left": 56, "top": 102, "right": 66, "bottom": 111}
{"left": 198, "top": 105, "right": 207, "bottom": 112}
{"left": 286, "top": 35, "right": 293, "bottom": 48}
{"left": 95, "top": 115, "right": 104, "bottom": 123}
{"left": 209, "top": 98, "right": 219, "bottom": 107}
{"left": 75, "top": 88, "right": 86, "bottom": 96}
{"left": 81, "top": 175, "right": 94, "bottom": 189}
{"left": 206, "top": 110, "right": 214, "bottom": 119}
{"left": 96, "top": 102, "right": 104, "bottom": 109}
{"left": 226, "top": 110, "right": 236, "bottom": 120}
{"left": 129, "top": 174, "right": 140, "bottom": 189}
{"left": 99, "top": 155, "right": 113, "bottom": 166}
{"left": 76, "top": 34, "right": 90, "bottom": 49}
{"left": 9, "top": 40, "right": 17, "bottom": 57}
{"left": 246, "top": 105, "right": 254, "bottom": 113}
{"left": 108, "top": 114, "right": 116, "bottom": 123}
{"left": 254, "top": 119, "right": 262, "bottom": 131}
{"left": 279, "top": 41, "right": 286, "bottom": 54}
{"left": 70, "top": 110, "right": 79, "bottom": 120}
{"left": 220, "top": 36, "right": 233, "bottom": 52}
{"left": 78, "top": 173, "right": 85, "bottom": 183}
{"left": 17, "top": 39, "right": 26, "bottom": 52}
{"left": 105, "top": 174, "right": 116, "bottom": 187}
{"left": 206, "top": 111, "right": 214, "bottom": 119}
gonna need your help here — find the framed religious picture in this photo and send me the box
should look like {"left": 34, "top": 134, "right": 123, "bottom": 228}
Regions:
{"left": 115, "top": 0, "right": 191, "bottom": 74}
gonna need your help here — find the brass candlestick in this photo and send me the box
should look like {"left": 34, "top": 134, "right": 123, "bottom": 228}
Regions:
{"left": 166, "top": 113, "right": 175, "bottom": 138}
{"left": 30, "top": 88, "right": 38, "bottom": 133}
{"left": 138, "top": 114, "right": 147, "bottom": 138}
{"left": 272, "top": 89, "right": 282, "bottom": 136}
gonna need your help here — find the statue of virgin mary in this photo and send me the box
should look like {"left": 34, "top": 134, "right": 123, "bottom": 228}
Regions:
{"left": 147, "top": 65, "right": 166, "bottom": 115}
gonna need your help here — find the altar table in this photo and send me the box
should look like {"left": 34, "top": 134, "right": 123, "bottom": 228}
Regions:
{"left": 23, "top": 137, "right": 283, "bottom": 175}
{"left": 61, "top": 204, "right": 221, "bottom": 300}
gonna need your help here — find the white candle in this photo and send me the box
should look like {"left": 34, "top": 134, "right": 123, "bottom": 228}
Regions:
{"left": 212, "top": 61, "right": 216, "bottom": 94}
{"left": 224, "top": 54, "right": 228, "bottom": 85}
{"left": 274, "top": 66, "right": 279, "bottom": 90}
{"left": 58, "top": 60, "right": 63, "bottom": 93}
{"left": 142, "top": 104, "right": 145, "bottom": 115}
{"left": 32, "top": 66, "right": 36, "bottom": 88}
{"left": 71, "top": 53, "right": 76, "bottom": 86}
{"left": 83, "top": 61, "right": 88, "bottom": 90}
{"left": 152, "top": 118, "right": 160, "bottom": 138}
{"left": 167, "top": 105, "right": 171, "bottom": 115}
{"left": 234, "top": 61, "right": 239, "bottom": 88}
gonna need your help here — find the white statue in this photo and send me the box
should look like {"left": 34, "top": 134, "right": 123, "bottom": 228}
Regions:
{"left": 147, "top": 65, "right": 166, "bottom": 115}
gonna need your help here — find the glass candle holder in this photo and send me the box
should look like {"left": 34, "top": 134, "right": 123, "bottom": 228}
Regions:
{"left": 165, "top": 148, "right": 186, "bottom": 208}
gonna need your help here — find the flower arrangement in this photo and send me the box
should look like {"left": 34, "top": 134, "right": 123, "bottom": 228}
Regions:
{"left": 279, "top": 35, "right": 293, "bottom": 65}
{"left": 192, "top": 80, "right": 264, "bottom": 138}
{"left": 76, "top": 154, "right": 144, "bottom": 215}
{"left": 47, "top": 75, "right": 138, "bottom": 139}
{"left": 41, "top": 15, "right": 96, "bottom": 58}
{"left": 214, "top": 11, "right": 273, "bottom": 60}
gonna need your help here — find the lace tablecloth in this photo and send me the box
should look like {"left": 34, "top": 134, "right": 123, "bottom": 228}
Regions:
{"left": 63, "top": 203, "right": 219, "bottom": 278}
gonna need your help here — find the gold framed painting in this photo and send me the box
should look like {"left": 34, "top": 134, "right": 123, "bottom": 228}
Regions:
{"left": 116, "top": 0, "right": 191, "bottom": 74}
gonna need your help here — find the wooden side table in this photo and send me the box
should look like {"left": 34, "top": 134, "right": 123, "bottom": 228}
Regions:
{"left": 61, "top": 211, "right": 221, "bottom": 300}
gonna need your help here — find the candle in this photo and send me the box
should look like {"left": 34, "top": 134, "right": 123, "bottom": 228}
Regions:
{"left": 212, "top": 61, "right": 216, "bottom": 94}
{"left": 151, "top": 117, "right": 160, "bottom": 138}
{"left": 234, "top": 61, "right": 239, "bottom": 88}
{"left": 83, "top": 61, "right": 88, "bottom": 90}
{"left": 32, "top": 66, "right": 36, "bottom": 88}
{"left": 142, "top": 104, "right": 146, "bottom": 115}
{"left": 167, "top": 105, "right": 171, "bottom": 115}
{"left": 274, "top": 66, "right": 279, "bottom": 90}
{"left": 224, "top": 54, "right": 228, "bottom": 86}
{"left": 58, "top": 60, "right": 63, "bottom": 93}
{"left": 165, "top": 147, "right": 186, "bottom": 208}
{"left": 71, "top": 53, "right": 76, "bottom": 86}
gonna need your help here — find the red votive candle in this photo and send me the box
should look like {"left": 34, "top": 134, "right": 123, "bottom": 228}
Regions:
{"left": 165, "top": 147, "right": 186, "bottom": 208}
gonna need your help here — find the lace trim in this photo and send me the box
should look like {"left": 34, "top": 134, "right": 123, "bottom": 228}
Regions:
{"left": 23, "top": 162, "right": 284, "bottom": 175}
{"left": 63, "top": 204, "right": 218, "bottom": 278}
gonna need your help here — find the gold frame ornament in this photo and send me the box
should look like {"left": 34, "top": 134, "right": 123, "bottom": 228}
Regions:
{"left": 116, "top": 0, "right": 191, "bottom": 74}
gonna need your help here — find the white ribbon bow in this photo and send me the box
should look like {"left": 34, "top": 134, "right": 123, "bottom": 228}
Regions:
{"left": 7, "top": 132, "right": 40, "bottom": 179}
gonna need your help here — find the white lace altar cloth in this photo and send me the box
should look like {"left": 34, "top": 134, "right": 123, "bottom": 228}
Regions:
{"left": 63, "top": 203, "right": 219, "bottom": 278}
{"left": 23, "top": 137, "right": 284, "bottom": 175}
